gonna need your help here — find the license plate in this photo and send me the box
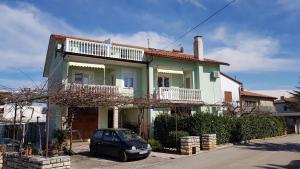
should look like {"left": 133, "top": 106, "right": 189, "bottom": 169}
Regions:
{"left": 139, "top": 150, "right": 148, "bottom": 154}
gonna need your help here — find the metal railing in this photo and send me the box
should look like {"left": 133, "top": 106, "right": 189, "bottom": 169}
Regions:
{"left": 65, "top": 38, "right": 145, "bottom": 62}
{"left": 157, "top": 87, "right": 202, "bottom": 102}
{"left": 65, "top": 83, "right": 119, "bottom": 95}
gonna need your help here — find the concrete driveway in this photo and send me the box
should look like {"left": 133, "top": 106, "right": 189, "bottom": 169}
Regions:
{"left": 71, "top": 134, "right": 300, "bottom": 169}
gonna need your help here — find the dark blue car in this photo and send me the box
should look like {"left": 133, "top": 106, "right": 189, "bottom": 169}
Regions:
{"left": 89, "top": 128, "right": 151, "bottom": 161}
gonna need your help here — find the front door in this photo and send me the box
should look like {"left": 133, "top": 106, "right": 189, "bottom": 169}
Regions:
{"left": 108, "top": 109, "right": 113, "bottom": 128}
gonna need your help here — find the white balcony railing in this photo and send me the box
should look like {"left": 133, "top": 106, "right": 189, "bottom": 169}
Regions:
{"left": 65, "top": 83, "right": 120, "bottom": 95}
{"left": 157, "top": 87, "right": 202, "bottom": 102}
{"left": 65, "top": 38, "right": 146, "bottom": 62}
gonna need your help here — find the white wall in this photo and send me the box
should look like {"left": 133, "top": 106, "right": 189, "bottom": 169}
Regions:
{"left": 220, "top": 74, "right": 241, "bottom": 103}
{"left": 1, "top": 103, "right": 47, "bottom": 123}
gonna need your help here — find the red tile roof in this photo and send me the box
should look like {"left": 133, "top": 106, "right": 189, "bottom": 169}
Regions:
{"left": 51, "top": 34, "right": 229, "bottom": 65}
{"left": 240, "top": 90, "right": 277, "bottom": 100}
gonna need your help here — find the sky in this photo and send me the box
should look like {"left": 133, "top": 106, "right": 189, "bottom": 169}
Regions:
{"left": 0, "top": 0, "right": 299, "bottom": 97}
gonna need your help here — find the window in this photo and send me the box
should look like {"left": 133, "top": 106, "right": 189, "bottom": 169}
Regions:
{"left": 185, "top": 78, "right": 191, "bottom": 88}
{"left": 283, "top": 105, "right": 288, "bottom": 111}
{"left": 224, "top": 91, "right": 233, "bottom": 102}
{"left": 158, "top": 76, "right": 170, "bottom": 87}
{"left": 93, "top": 130, "right": 103, "bottom": 139}
{"left": 73, "top": 71, "right": 92, "bottom": 84}
{"left": 124, "top": 77, "right": 134, "bottom": 87}
{"left": 74, "top": 73, "right": 83, "bottom": 83}
{"left": 245, "top": 101, "right": 256, "bottom": 107}
{"left": 102, "top": 131, "right": 113, "bottom": 141}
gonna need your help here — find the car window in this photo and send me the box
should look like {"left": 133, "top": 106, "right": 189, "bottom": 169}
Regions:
{"left": 102, "top": 131, "right": 113, "bottom": 141}
{"left": 93, "top": 130, "right": 103, "bottom": 139}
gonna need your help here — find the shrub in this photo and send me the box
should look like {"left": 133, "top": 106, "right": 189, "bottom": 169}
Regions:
{"left": 154, "top": 112, "right": 286, "bottom": 146}
{"left": 154, "top": 114, "right": 176, "bottom": 146}
{"left": 166, "top": 130, "right": 189, "bottom": 148}
{"left": 53, "top": 129, "right": 68, "bottom": 149}
{"left": 148, "top": 139, "right": 162, "bottom": 151}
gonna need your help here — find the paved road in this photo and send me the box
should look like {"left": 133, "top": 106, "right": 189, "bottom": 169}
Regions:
{"left": 71, "top": 134, "right": 300, "bottom": 169}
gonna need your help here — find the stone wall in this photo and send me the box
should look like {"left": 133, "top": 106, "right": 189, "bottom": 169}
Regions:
{"left": 0, "top": 151, "right": 3, "bottom": 169}
{"left": 3, "top": 152, "right": 70, "bottom": 169}
{"left": 201, "top": 134, "right": 217, "bottom": 150}
{"left": 180, "top": 136, "right": 200, "bottom": 155}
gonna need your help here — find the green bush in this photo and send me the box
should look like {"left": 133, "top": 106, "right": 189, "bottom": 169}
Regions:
{"left": 153, "top": 114, "right": 176, "bottom": 146}
{"left": 166, "top": 130, "right": 189, "bottom": 148}
{"left": 148, "top": 139, "right": 162, "bottom": 151}
{"left": 154, "top": 112, "right": 286, "bottom": 146}
{"left": 53, "top": 129, "right": 68, "bottom": 148}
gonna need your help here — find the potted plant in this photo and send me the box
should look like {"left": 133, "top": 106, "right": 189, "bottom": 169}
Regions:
{"left": 53, "top": 129, "right": 68, "bottom": 155}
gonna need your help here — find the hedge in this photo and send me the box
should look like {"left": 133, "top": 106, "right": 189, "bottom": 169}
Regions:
{"left": 154, "top": 112, "right": 286, "bottom": 146}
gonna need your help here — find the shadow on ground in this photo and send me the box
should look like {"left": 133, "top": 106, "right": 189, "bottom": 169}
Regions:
{"left": 76, "top": 151, "right": 147, "bottom": 162}
{"left": 256, "top": 160, "right": 300, "bottom": 169}
{"left": 238, "top": 142, "right": 300, "bottom": 152}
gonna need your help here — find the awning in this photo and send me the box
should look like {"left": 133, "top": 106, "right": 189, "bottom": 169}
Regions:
{"left": 68, "top": 61, "right": 105, "bottom": 69}
{"left": 157, "top": 68, "right": 183, "bottom": 74}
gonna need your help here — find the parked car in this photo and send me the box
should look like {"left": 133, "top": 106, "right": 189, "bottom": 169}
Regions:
{"left": 89, "top": 128, "right": 151, "bottom": 161}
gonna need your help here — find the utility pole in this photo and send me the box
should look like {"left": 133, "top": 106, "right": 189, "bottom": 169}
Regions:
{"left": 45, "top": 97, "right": 50, "bottom": 158}
{"left": 13, "top": 103, "right": 17, "bottom": 141}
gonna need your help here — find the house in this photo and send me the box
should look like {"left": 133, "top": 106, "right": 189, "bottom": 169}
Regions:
{"left": 43, "top": 34, "right": 229, "bottom": 140}
{"left": 0, "top": 103, "right": 46, "bottom": 145}
{"left": 240, "top": 89, "right": 277, "bottom": 114}
{"left": 274, "top": 96, "right": 300, "bottom": 134}
{"left": 220, "top": 72, "right": 242, "bottom": 114}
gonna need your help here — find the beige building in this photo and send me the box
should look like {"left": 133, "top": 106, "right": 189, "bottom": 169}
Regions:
{"left": 240, "top": 89, "right": 277, "bottom": 114}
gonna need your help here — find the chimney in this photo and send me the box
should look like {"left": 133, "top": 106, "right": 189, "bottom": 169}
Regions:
{"left": 194, "top": 36, "right": 204, "bottom": 61}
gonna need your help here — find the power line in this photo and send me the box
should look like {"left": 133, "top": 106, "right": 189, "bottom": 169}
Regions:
{"left": 163, "top": 0, "right": 236, "bottom": 49}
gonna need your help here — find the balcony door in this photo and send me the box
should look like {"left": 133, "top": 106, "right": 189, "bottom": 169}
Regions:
{"left": 158, "top": 76, "right": 170, "bottom": 87}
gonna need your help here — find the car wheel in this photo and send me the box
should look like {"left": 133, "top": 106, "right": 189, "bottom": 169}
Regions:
{"left": 90, "top": 147, "right": 97, "bottom": 156}
{"left": 119, "top": 151, "right": 128, "bottom": 162}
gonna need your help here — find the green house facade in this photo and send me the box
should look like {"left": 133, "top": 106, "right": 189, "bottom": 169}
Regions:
{"left": 43, "top": 34, "right": 229, "bottom": 140}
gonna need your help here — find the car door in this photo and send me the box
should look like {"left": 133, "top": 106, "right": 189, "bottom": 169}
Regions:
{"left": 91, "top": 130, "right": 104, "bottom": 154}
{"left": 101, "top": 130, "right": 121, "bottom": 157}
{"left": 101, "top": 130, "right": 114, "bottom": 156}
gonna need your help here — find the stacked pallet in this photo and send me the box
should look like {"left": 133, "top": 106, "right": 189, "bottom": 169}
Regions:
{"left": 201, "top": 134, "right": 217, "bottom": 150}
{"left": 180, "top": 136, "right": 200, "bottom": 155}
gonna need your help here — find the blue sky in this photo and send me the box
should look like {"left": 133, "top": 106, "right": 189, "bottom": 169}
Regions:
{"left": 0, "top": 0, "right": 299, "bottom": 97}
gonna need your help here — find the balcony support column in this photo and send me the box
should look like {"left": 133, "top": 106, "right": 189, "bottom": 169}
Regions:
{"left": 113, "top": 107, "right": 119, "bottom": 128}
{"left": 103, "top": 66, "right": 106, "bottom": 85}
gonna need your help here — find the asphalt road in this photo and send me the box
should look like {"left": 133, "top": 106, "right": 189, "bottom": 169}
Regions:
{"left": 71, "top": 134, "right": 300, "bottom": 169}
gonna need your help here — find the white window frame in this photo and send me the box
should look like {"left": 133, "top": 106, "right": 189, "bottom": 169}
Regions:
{"left": 158, "top": 74, "right": 171, "bottom": 88}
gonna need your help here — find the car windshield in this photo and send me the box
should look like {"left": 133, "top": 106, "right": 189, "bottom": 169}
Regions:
{"left": 116, "top": 130, "right": 140, "bottom": 141}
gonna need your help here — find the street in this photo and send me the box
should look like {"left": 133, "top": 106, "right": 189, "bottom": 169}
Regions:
{"left": 71, "top": 134, "right": 300, "bottom": 169}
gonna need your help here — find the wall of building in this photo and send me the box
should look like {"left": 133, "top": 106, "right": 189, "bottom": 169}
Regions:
{"left": 220, "top": 74, "right": 240, "bottom": 103}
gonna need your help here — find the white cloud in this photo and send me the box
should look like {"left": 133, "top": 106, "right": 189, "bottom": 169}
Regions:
{"left": 0, "top": 3, "right": 175, "bottom": 70}
{"left": 253, "top": 89, "right": 292, "bottom": 99}
{"left": 0, "top": 3, "right": 80, "bottom": 70}
{"left": 277, "top": 0, "right": 300, "bottom": 14}
{"left": 177, "top": 0, "right": 206, "bottom": 9}
{"left": 206, "top": 26, "right": 300, "bottom": 72}
{"left": 97, "top": 32, "right": 175, "bottom": 49}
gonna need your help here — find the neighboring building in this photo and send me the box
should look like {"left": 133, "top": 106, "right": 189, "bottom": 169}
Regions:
{"left": 240, "top": 89, "right": 277, "bottom": 114}
{"left": 43, "top": 34, "right": 229, "bottom": 140}
{"left": 220, "top": 72, "right": 242, "bottom": 106}
{"left": 0, "top": 103, "right": 46, "bottom": 144}
{"left": 274, "top": 96, "right": 300, "bottom": 134}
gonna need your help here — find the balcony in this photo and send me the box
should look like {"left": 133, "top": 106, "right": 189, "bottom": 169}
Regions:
{"left": 65, "top": 83, "right": 120, "bottom": 96}
{"left": 156, "top": 87, "right": 202, "bottom": 102}
{"left": 64, "top": 38, "right": 146, "bottom": 62}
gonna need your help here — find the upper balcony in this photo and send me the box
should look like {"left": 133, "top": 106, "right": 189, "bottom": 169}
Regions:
{"left": 64, "top": 38, "right": 146, "bottom": 62}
